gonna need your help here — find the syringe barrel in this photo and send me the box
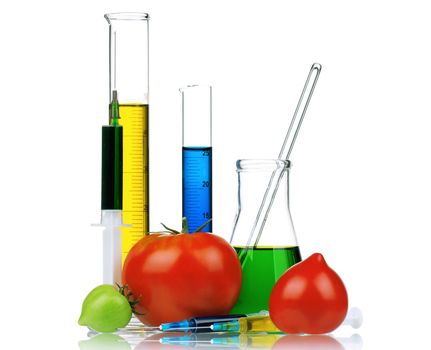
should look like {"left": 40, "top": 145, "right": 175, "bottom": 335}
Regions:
{"left": 101, "top": 125, "right": 123, "bottom": 210}
{"left": 190, "top": 314, "right": 246, "bottom": 332}
{"left": 101, "top": 210, "right": 123, "bottom": 285}
{"left": 239, "top": 315, "right": 280, "bottom": 333}
{"left": 161, "top": 314, "right": 246, "bottom": 333}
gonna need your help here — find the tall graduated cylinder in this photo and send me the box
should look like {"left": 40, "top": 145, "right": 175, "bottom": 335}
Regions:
{"left": 230, "top": 159, "right": 301, "bottom": 314}
{"left": 105, "top": 13, "right": 149, "bottom": 262}
{"left": 181, "top": 85, "right": 212, "bottom": 232}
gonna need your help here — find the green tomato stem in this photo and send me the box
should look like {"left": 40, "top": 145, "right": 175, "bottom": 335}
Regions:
{"left": 194, "top": 218, "right": 213, "bottom": 233}
{"left": 160, "top": 222, "right": 180, "bottom": 234}
{"left": 182, "top": 217, "right": 189, "bottom": 233}
{"left": 160, "top": 217, "right": 212, "bottom": 235}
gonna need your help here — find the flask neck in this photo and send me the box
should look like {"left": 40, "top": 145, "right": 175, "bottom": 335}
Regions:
{"left": 230, "top": 159, "right": 298, "bottom": 248}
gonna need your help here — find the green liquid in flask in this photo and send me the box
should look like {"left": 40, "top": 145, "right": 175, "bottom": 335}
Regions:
{"left": 230, "top": 246, "right": 302, "bottom": 314}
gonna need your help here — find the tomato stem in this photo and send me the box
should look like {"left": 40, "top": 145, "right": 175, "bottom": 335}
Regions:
{"left": 194, "top": 218, "right": 213, "bottom": 233}
{"left": 160, "top": 222, "right": 180, "bottom": 234}
{"left": 116, "top": 283, "right": 145, "bottom": 316}
{"left": 182, "top": 217, "right": 189, "bottom": 233}
{"left": 160, "top": 217, "right": 212, "bottom": 235}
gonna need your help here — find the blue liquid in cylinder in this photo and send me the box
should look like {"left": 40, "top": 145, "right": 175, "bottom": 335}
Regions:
{"left": 182, "top": 146, "right": 212, "bottom": 232}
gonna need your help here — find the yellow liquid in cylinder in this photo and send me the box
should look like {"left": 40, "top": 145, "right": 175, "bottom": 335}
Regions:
{"left": 118, "top": 104, "right": 149, "bottom": 262}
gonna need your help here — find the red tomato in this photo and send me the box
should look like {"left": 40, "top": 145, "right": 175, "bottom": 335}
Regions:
{"left": 122, "top": 232, "right": 242, "bottom": 326}
{"left": 269, "top": 253, "right": 348, "bottom": 334}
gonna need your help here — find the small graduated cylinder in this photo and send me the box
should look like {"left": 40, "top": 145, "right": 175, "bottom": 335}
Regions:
{"left": 181, "top": 85, "right": 212, "bottom": 232}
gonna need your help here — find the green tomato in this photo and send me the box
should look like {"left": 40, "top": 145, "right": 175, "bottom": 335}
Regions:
{"left": 78, "top": 284, "right": 132, "bottom": 333}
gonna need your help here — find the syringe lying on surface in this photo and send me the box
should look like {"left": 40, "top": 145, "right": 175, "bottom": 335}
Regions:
{"left": 116, "top": 311, "right": 269, "bottom": 333}
{"left": 110, "top": 308, "right": 361, "bottom": 334}
{"left": 160, "top": 311, "right": 268, "bottom": 333}
{"left": 211, "top": 307, "right": 363, "bottom": 333}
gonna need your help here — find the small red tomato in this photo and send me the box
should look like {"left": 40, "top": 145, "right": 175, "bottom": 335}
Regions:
{"left": 122, "top": 230, "right": 242, "bottom": 326}
{"left": 269, "top": 253, "right": 348, "bottom": 334}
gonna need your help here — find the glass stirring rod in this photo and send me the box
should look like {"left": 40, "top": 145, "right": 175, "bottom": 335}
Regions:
{"left": 241, "top": 63, "right": 322, "bottom": 250}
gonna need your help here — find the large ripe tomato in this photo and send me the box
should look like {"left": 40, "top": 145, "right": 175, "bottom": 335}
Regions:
{"left": 269, "top": 253, "right": 348, "bottom": 334}
{"left": 122, "top": 231, "right": 242, "bottom": 326}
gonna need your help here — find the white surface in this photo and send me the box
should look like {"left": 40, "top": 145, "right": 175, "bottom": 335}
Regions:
{"left": 1, "top": 0, "right": 430, "bottom": 349}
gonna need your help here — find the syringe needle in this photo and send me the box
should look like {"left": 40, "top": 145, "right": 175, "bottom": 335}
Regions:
{"left": 110, "top": 89, "right": 120, "bottom": 126}
{"left": 116, "top": 325, "right": 160, "bottom": 332}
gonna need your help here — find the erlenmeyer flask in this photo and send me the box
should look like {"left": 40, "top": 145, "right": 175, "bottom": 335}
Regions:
{"left": 230, "top": 159, "right": 302, "bottom": 314}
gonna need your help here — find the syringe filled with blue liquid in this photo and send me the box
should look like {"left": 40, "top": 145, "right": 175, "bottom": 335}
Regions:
{"left": 181, "top": 85, "right": 212, "bottom": 232}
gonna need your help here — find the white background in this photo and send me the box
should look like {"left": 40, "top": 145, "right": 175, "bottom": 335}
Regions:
{"left": 1, "top": 0, "right": 430, "bottom": 349}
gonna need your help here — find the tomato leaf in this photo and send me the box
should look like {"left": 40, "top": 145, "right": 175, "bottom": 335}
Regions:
{"left": 160, "top": 222, "right": 180, "bottom": 234}
{"left": 194, "top": 218, "right": 213, "bottom": 233}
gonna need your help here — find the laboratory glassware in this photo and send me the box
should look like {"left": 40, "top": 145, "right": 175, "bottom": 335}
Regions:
{"left": 105, "top": 12, "right": 150, "bottom": 262}
{"left": 181, "top": 85, "right": 212, "bottom": 232}
{"left": 229, "top": 159, "right": 301, "bottom": 314}
{"left": 248, "top": 63, "right": 321, "bottom": 248}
